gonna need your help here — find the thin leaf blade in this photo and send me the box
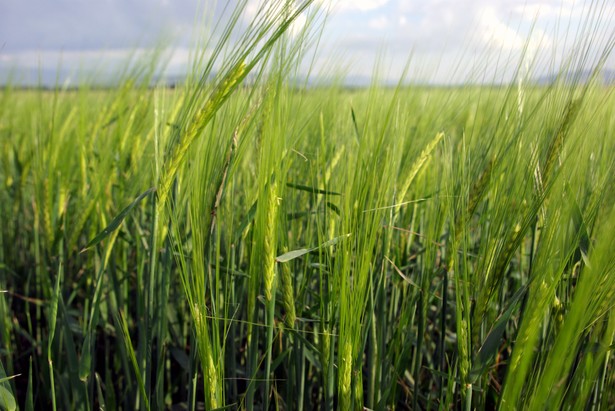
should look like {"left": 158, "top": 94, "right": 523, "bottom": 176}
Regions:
{"left": 81, "top": 187, "right": 155, "bottom": 252}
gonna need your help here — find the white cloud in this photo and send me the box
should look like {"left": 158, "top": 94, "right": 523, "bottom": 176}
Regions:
{"left": 476, "top": 5, "right": 554, "bottom": 55}
{"left": 368, "top": 15, "right": 389, "bottom": 30}
{"left": 244, "top": 0, "right": 263, "bottom": 20}
{"left": 478, "top": 7, "right": 524, "bottom": 51}
{"left": 511, "top": 0, "right": 583, "bottom": 20}
{"left": 243, "top": 0, "right": 308, "bottom": 37}
{"left": 289, "top": 12, "right": 308, "bottom": 36}
{"left": 318, "top": 0, "right": 390, "bottom": 13}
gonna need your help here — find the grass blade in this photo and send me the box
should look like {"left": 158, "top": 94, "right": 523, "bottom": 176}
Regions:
{"left": 286, "top": 182, "right": 341, "bottom": 196}
{"left": 276, "top": 233, "right": 351, "bottom": 263}
{"left": 81, "top": 187, "right": 155, "bottom": 252}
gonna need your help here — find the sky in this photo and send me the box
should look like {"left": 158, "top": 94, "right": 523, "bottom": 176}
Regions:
{"left": 0, "top": 0, "right": 614, "bottom": 86}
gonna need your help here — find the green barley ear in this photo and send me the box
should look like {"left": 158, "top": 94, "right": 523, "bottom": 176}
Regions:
{"left": 339, "top": 340, "right": 353, "bottom": 410}
{"left": 543, "top": 99, "right": 580, "bottom": 183}
{"left": 467, "top": 157, "right": 493, "bottom": 219}
{"left": 397, "top": 132, "right": 444, "bottom": 209}
{"left": 451, "top": 155, "right": 494, "bottom": 262}
{"left": 458, "top": 319, "right": 470, "bottom": 380}
{"left": 192, "top": 303, "right": 220, "bottom": 410}
{"left": 157, "top": 60, "right": 247, "bottom": 208}
{"left": 279, "top": 248, "right": 296, "bottom": 328}
{"left": 263, "top": 181, "right": 279, "bottom": 302}
{"left": 322, "top": 328, "right": 331, "bottom": 380}
{"left": 43, "top": 178, "right": 54, "bottom": 249}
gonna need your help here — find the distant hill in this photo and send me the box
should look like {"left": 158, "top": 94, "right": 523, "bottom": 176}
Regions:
{"left": 534, "top": 69, "right": 615, "bottom": 86}
{"left": 4, "top": 66, "right": 615, "bottom": 88}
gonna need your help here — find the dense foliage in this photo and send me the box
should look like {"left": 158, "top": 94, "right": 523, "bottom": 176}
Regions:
{"left": 1, "top": 2, "right": 614, "bottom": 410}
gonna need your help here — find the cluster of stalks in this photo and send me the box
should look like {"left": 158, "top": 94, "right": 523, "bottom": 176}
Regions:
{"left": 1, "top": 1, "right": 615, "bottom": 410}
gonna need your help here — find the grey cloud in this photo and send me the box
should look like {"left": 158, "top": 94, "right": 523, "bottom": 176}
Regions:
{"left": 0, "top": 0, "right": 223, "bottom": 52}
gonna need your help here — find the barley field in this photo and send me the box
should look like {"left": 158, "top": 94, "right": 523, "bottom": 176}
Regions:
{"left": 1, "top": 1, "right": 615, "bottom": 410}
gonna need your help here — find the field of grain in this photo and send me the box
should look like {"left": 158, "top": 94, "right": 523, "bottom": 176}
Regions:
{"left": 1, "top": 2, "right": 615, "bottom": 410}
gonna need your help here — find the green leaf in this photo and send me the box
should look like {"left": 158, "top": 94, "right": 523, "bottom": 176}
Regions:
{"left": 95, "top": 373, "right": 106, "bottom": 411}
{"left": 0, "top": 386, "right": 16, "bottom": 411}
{"left": 286, "top": 211, "right": 317, "bottom": 221}
{"left": 0, "top": 360, "right": 16, "bottom": 411}
{"left": 115, "top": 311, "right": 151, "bottom": 411}
{"left": 276, "top": 233, "right": 351, "bottom": 263}
{"left": 319, "top": 233, "right": 352, "bottom": 248}
{"left": 79, "top": 332, "right": 93, "bottom": 382}
{"left": 470, "top": 283, "right": 529, "bottom": 382}
{"left": 48, "top": 262, "right": 62, "bottom": 349}
{"left": 26, "top": 358, "right": 34, "bottom": 411}
{"left": 286, "top": 182, "right": 340, "bottom": 196}
{"left": 326, "top": 201, "right": 341, "bottom": 216}
{"left": 350, "top": 106, "right": 361, "bottom": 141}
{"left": 0, "top": 376, "right": 18, "bottom": 384}
{"left": 270, "top": 347, "right": 291, "bottom": 372}
{"left": 276, "top": 248, "right": 311, "bottom": 263}
{"left": 81, "top": 187, "right": 155, "bottom": 252}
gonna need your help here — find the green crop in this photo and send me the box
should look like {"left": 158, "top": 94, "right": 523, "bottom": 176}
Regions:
{"left": 1, "top": 1, "right": 614, "bottom": 410}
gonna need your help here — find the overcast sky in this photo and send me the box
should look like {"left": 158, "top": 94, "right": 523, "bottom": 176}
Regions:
{"left": 1, "top": 0, "right": 613, "bottom": 85}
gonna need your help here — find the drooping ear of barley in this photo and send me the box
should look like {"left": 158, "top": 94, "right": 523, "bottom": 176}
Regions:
{"left": 397, "top": 132, "right": 444, "bottom": 211}
{"left": 542, "top": 98, "right": 580, "bottom": 187}
{"left": 469, "top": 157, "right": 494, "bottom": 214}
{"left": 157, "top": 61, "right": 247, "bottom": 210}
{"left": 157, "top": 0, "right": 317, "bottom": 214}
